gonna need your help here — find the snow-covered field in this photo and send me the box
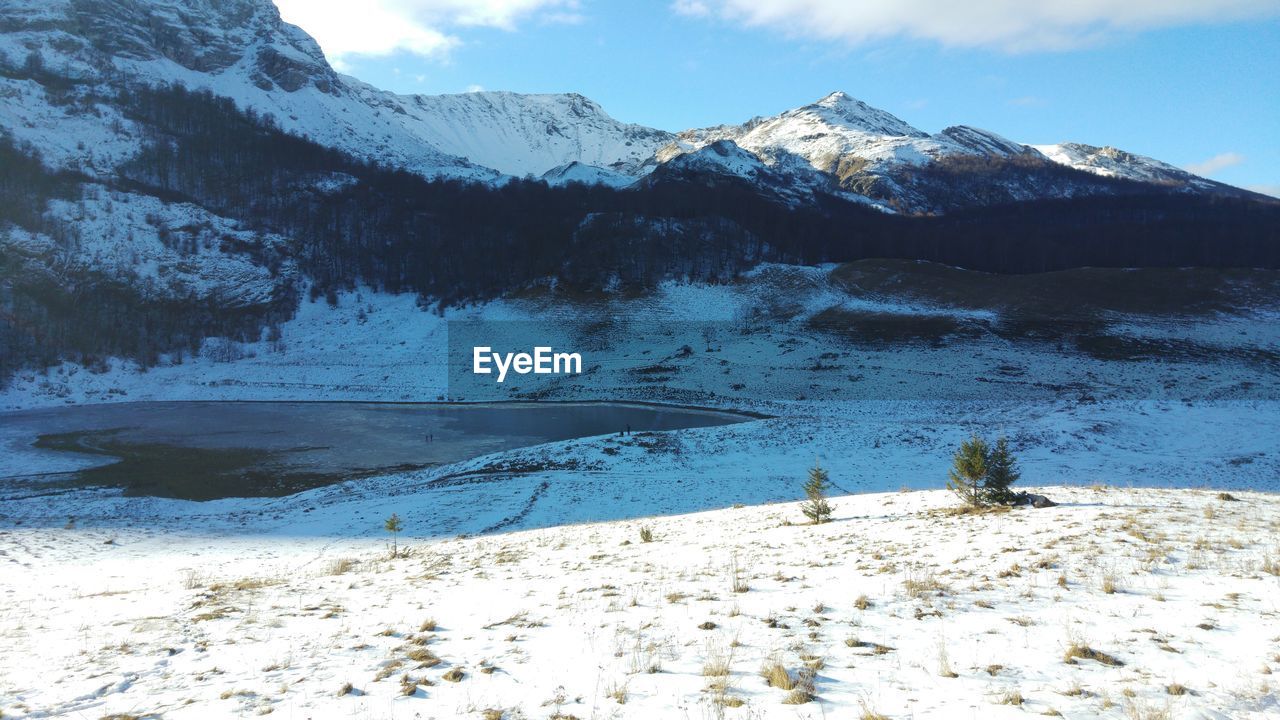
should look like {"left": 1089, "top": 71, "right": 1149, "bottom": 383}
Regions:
{"left": 2, "top": 264, "right": 1279, "bottom": 718}
{"left": 2, "top": 486, "right": 1278, "bottom": 719}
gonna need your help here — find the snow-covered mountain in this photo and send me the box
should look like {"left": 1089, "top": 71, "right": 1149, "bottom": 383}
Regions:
{"left": 661, "top": 91, "right": 1260, "bottom": 211}
{"left": 1031, "top": 142, "right": 1225, "bottom": 190}
{"left": 676, "top": 91, "right": 1029, "bottom": 171}
{"left": 0, "top": 0, "right": 1260, "bottom": 209}
{"left": 0, "top": 0, "right": 496, "bottom": 179}
{"left": 0, "top": 0, "right": 668, "bottom": 183}
{"left": 344, "top": 86, "right": 674, "bottom": 178}
{"left": 670, "top": 92, "right": 1033, "bottom": 191}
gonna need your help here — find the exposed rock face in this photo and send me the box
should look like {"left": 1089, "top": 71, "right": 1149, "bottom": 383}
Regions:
{"left": 2, "top": 0, "right": 337, "bottom": 92}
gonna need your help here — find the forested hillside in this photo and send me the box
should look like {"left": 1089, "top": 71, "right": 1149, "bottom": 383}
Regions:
{"left": 2, "top": 83, "right": 1279, "bottom": 384}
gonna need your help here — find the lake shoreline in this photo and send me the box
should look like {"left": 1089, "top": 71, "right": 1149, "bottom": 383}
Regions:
{"left": 0, "top": 399, "right": 758, "bottom": 500}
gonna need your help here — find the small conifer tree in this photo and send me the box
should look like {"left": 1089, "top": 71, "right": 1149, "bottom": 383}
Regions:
{"left": 984, "top": 437, "right": 1020, "bottom": 505}
{"left": 385, "top": 513, "right": 404, "bottom": 557}
{"left": 947, "top": 435, "right": 989, "bottom": 507}
{"left": 802, "top": 461, "right": 834, "bottom": 524}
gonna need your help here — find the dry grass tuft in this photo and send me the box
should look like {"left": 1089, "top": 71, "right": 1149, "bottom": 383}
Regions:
{"left": 859, "top": 701, "right": 890, "bottom": 720}
{"left": 782, "top": 667, "right": 816, "bottom": 705}
{"left": 1101, "top": 572, "right": 1119, "bottom": 595}
{"left": 326, "top": 557, "right": 358, "bottom": 576}
{"left": 1262, "top": 552, "right": 1280, "bottom": 576}
{"left": 1124, "top": 698, "right": 1172, "bottom": 720}
{"left": 1064, "top": 639, "right": 1124, "bottom": 667}
{"left": 903, "top": 569, "right": 948, "bottom": 598}
{"left": 405, "top": 646, "right": 442, "bottom": 668}
{"left": 605, "top": 679, "right": 628, "bottom": 704}
{"left": 730, "top": 553, "right": 750, "bottom": 593}
{"left": 760, "top": 658, "right": 794, "bottom": 690}
{"left": 936, "top": 639, "right": 958, "bottom": 678}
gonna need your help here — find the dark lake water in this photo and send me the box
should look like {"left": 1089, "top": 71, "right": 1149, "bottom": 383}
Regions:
{"left": 0, "top": 401, "right": 751, "bottom": 500}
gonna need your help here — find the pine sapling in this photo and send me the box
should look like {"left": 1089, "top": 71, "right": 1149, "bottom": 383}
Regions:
{"left": 984, "top": 436, "right": 1020, "bottom": 505}
{"left": 947, "top": 435, "right": 989, "bottom": 507}
{"left": 385, "top": 513, "right": 404, "bottom": 558}
{"left": 802, "top": 461, "right": 834, "bottom": 524}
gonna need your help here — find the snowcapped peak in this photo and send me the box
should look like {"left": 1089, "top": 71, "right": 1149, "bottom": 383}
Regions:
{"left": 801, "top": 91, "right": 926, "bottom": 138}
{"left": 670, "top": 92, "right": 941, "bottom": 187}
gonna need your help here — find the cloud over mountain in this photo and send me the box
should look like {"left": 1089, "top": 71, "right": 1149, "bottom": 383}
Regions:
{"left": 672, "top": 0, "right": 1280, "bottom": 52}
{"left": 274, "top": 0, "right": 580, "bottom": 62}
{"left": 1185, "top": 152, "right": 1245, "bottom": 177}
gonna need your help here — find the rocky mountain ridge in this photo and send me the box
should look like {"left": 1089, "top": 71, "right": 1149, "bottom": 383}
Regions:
{"left": 0, "top": 0, "right": 1261, "bottom": 213}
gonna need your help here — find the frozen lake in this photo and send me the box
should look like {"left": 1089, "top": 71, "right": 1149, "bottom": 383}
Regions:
{"left": 0, "top": 401, "right": 752, "bottom": 500}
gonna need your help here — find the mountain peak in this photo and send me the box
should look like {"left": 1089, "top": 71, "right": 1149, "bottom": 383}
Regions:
{"left": 801, "top": 91, "right": 925, "bottom": 138}
{"left": 383, "top": 90, "right": 673, "bottom": 176}
{"left": 816, "top": 90, "right": 872, "bottom": 108}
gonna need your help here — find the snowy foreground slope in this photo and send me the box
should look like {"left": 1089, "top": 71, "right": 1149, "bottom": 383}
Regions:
{"left": 2, "top": 486, "right": 1278, "bottom": 719}
{"left": 1, "top": 262, "right": 1278, "bottom": 718}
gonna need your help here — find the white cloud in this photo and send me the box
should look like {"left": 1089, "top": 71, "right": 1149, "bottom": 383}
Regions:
{"left": 274, "top": 0, "right": 579, "bottom": 61}
{"left": 671, "top": 0, "right": 711, "bottom": 17}
{"left": 465, "top": 84, "right": 486, "bottom": 93}
{"left": 674, "top": 1, "right": 1280, "bottom": 52}
{"left": 1185, "top": 152, "right": 1245, "bottom": 176}
{"left": 542, "top": 11, "right": 587, "bottom": 25}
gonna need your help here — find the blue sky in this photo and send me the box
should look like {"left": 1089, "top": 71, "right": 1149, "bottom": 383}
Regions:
{"left": 274, "top": 1, "right": 1280, "bottom": 195}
